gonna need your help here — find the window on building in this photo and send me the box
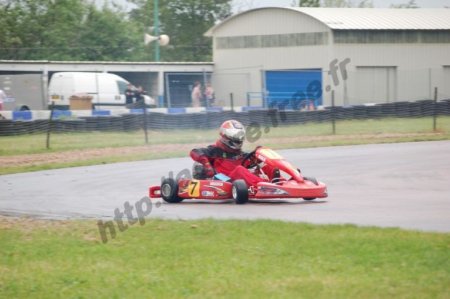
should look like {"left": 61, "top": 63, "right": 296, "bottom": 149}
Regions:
{"left": 334, "top": 30, "right": 450, "bottom": 44}
{"left": 216, "top": 32, "right": 329, "bottom": 49}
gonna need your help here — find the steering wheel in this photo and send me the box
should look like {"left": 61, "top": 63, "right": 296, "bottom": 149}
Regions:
{"left": 241, "top": 146, "right": 261, "bottom": 168}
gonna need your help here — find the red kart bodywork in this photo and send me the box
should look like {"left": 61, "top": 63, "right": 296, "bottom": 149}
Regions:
{"left": 150, "top": 179, "right": 234, "bottom": 199}
{"left": 149, "top": 147, "right": 327, "bottom": 202}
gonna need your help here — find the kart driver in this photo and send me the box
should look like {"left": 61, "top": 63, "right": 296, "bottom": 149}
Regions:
{"left": 190, "top": 119, "right": 279, "bottom": 187}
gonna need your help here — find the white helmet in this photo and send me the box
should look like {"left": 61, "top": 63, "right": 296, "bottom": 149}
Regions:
{"left": 219, "top": 120, "right": 246, "bottom": 151}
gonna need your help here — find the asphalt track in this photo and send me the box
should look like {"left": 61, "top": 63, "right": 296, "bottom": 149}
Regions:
{"left": 1, "top": 141, "right": 449, "bottom": 232}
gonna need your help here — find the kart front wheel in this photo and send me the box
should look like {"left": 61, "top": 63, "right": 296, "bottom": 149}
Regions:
{"left": 232, "top": 180, "right": 248, "bottom": 204}
{"left": 161, "top": 178, "right": 184, "bottom": 203}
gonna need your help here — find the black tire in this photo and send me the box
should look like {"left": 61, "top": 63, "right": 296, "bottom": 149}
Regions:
{"left": 232, "top": 180, "right": 248, "bottom": 204}
{"left": 161, "top": 178, "right": 184, "bottom": 203}
{"left": 303, "top": 197, "right": 316, "bottom": 201}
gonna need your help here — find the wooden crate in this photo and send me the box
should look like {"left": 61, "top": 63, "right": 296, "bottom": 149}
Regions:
{"left": 69, "top": 94, "right": 93, "bottom": 110}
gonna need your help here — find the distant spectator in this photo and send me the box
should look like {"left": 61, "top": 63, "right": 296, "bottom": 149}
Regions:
{"left": 125, "top": 84, "right": 135, "bottom": 104}
{"left": 204, "top": 82, "right": 215, "bottom": 106}
{"left": 0, "top": 88, "right": 6, "bottom": 111}
{"left": 191, "top": 81, "right": 202, "bottom": 108}
{"left": 135, "top": 85, "right": 147, "bottom": 103}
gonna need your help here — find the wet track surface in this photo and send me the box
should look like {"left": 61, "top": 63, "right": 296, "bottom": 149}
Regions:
{"left": 1, "top": 141, "right": 449, "bottom": 232}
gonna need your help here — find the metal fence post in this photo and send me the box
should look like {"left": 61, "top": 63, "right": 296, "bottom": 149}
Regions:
{"left": 230, "top": 93, "right": 234, "bottom": 112}
{"left": 433, "top": 87, "right": 438, "bottom": 132}
{"left": 46, "top": 101, "right": 55, "bottom": 149}
{"left": 143, "top": 103, "right": 148, "bottom": 144}
{"left": 331, "top": 90, "right": 336, "bottom": 135}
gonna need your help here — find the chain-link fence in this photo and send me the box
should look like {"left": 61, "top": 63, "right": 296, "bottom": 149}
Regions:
{"left": 0, "top": 67, "right": 449, "bottom": 150}
{"left": 1, "top": 97, "right": 449, "bottom": 136}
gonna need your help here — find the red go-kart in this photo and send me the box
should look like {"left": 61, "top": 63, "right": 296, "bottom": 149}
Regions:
{"left": 149, "top": 147, "right": 327, "bottom": 204}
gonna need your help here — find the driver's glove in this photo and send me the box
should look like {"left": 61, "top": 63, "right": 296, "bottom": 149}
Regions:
{"left": 243, "top": 155, "right": 258, "bottom": 168}
{"left": 203, "top": 161, "right": 215, "bottom": 177}
{"left": 198, "top": 156, "right": 215, "bottom": 177}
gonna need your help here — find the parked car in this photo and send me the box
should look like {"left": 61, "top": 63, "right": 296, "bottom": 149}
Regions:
{"left": 48, "top": 72, "right": 155, "bottom": 109}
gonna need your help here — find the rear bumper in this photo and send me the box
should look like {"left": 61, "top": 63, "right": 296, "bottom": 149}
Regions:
{"left": 253, "top": 181, "right": 328, "bottom": 199}
{"left": 149, "top": 186, "right": 161, "bottom": 198}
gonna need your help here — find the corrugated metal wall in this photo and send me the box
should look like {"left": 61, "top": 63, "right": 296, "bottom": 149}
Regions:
{"left": 210, "top": 8, "right": 450, "bottom": 107}
{"left": 212, "top": 8, "right": 330, "bottom": 106}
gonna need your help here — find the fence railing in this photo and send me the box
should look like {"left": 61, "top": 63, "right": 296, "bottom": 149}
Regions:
{"left": 1, "top": 99, "right": 449, "bottom": 139}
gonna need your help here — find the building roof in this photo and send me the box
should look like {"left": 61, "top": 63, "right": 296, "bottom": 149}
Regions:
{"left": 205, "top": 7, "right": 450, "bottom": 36}
{"left": 291, "top": 8, "right": 450, "bottom": 30}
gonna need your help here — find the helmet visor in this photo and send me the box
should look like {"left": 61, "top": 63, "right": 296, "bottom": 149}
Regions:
{"left": 222, "top": 136, "right": 243, "bottom": 150}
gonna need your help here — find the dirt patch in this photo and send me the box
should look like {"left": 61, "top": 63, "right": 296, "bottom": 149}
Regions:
{"left": 0, "top": 132, "right": 443, "bottom": 169}
{"left": 0, "top": 214, "right": 71, "bottom": 231}
{"left": 0, "top": 215, "right": 100, "bottom": 242}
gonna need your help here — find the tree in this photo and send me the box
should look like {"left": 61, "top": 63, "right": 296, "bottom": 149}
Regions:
{"left": 77, "top": 5, "right": 144, "bottom": 61}
{"left": 38, "top": 0, "right": 90, "bottom": 60}
{"left": 128, "top": 0, "right": 232, "bottom": 62}
{"left": 358, "top": 0, "right": 373, "bottom": 8}
{"left": 0, "top": 1, "right": 23, "bottom": 59}
{"left": 0, "top": 0, "right": 91, "bottom": 60}
{"left": 299, "top": 0, "right": 320, "bottom": 7}
{"left": 233, "top": 0, "right": 256, "bottom": 13}
{"left": 298, "top": 0, "right": 374, "bottom": 7}
{"left": 0, "top": 0, "right": 145, "bottom": 61}
{"left": 322, "top": 0, "right": 352, "bottom": 7}
{"left": 391, "top": 0, "right": 419, "bottom": 8}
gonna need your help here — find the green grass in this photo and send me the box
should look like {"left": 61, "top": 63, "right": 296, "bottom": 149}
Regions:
{"left": 0, "top": 151, "right": 189, "bottom": 175}
{"left": 262, "top": 117, "right": 443, "bottom": 137}
{"left": 0, "top": 219, "right": 448, "bottom": 298}
{"left": 1, "top": 117, "right": 449, "bottom": 175}
{"left": 0, "top": 129, "right": 217, "bottom": 156}
{"left": 1, "top": 117, "right": 448, "bottom": 156}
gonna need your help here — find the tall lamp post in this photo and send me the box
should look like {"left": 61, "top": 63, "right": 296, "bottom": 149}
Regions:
{"left": 144, "top": 1, "right": 169, "bottom": 107}
{"left": 145, "top": 0, "right": 169, "bottom": 60}
{"left": 153, "top": 0, "right": 160, "bottom": 62}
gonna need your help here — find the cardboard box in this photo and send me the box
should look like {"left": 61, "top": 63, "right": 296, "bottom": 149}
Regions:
{"left": 69, "top": 94, "right": 93, "bottom": 110}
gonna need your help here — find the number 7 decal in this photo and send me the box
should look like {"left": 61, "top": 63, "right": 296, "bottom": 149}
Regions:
{"left": 188, "top": 180, "right": 200, "bottom": 197}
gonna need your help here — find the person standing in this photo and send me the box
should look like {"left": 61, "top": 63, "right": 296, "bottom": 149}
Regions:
{"left": 204, "top": 82, "right": 215, "bottom": 106}
{"left": 191, "top": 81, "right": 202, "bottom": 107}
{"left": 0, "top": 88, "right": 7, "bottom": 111}
{"left": 135, "top": 85, "right": 146, "bottom": 103}
{"left": 125, "top": 84, "right": 135, "bottom": 105}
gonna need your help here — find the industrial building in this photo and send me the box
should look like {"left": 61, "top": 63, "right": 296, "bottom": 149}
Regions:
{"left": 205, "top": 8, "right": 450, "bottom": 108}
{"left": 2, "top": 8, "right": 450, "bottom": 111}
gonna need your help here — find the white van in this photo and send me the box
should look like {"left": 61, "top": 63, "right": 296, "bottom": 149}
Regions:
{"left": 48, "top": 72, "right": 154, "bottom": 109}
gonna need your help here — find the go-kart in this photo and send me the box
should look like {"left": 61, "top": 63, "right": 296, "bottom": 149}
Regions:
{"left": 149, "top": 147, "right": 327, "bottom": 204}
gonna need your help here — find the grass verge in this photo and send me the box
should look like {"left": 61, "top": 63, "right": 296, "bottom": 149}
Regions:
{"left": 0, "top": 150, "right": 188, "bottom": 175}
{"left": 1, "top": 116, "right": 449, "bottom": 175}
{"left": 0, "top": 217, "right": 449, "bottom": 298}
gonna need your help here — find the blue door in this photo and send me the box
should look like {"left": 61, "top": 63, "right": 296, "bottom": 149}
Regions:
{"left": 265, "top": 69, "right": 322, "bottom": 109}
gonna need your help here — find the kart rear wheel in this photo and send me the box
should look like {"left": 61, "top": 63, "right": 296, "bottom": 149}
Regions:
{"left": 232, "top": 180, "right": 249, "bottom": 204}
{"left": 161, "top": 178, "right": 184, "bottom": 203}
